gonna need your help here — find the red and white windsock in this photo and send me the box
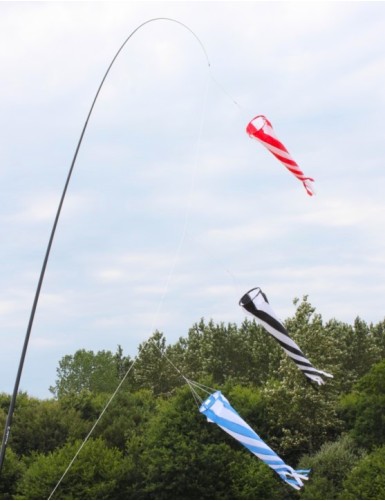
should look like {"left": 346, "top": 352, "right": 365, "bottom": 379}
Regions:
{"left": 246, "top": 115, "right": 315, "bottom": 196}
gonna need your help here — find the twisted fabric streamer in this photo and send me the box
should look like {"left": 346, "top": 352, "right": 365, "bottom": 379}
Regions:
{"left": 246, "top": 115, "right": 315, "bottom": 196}
{"left": 200, "top": 390, "right": 310, "bottom": 490}
{"left": 239, "top": 287, "right": 333, "bottom": 385}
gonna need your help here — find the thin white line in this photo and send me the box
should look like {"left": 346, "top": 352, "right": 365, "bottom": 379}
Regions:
{"left": 48, "top": 66, "right": 211, "bottom": 501}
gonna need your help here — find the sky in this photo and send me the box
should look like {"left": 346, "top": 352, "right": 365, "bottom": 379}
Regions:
{"left": 1, "top": 0, "right": 385, "bottom": 399}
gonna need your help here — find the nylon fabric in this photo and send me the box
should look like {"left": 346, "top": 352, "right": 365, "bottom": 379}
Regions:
{"left": 239, "top": 287, "right": 333, "bottom": 385}
{"left": 199, "top": 390, "right": 310, "bottom": 490}
{"left": 246, "top": 115, "right": 315, "bottom": 196}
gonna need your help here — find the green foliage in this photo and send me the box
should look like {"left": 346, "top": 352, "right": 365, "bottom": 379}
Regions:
{"left": 339, "top": 317, "right": 382, "bottom": 390}
{"left": 298, "top": 434, "right": 364, "bottom": 499}
{"left": 258, "top": 298, "right": 345, "bottom": 463}
{"left": 93, "top": 389, "right": 156, "bottom": 451}
{"left": 370, "top": 320, "right": 385, "bottom": 359}
{"left": 124, "top": 385, "right": 225, "bottom": 499}
{"left": 182, "top": 318, "right": 283, "bottom": 386}
{"left": 2, "top": 297, "right": 385, "bottom": 499}
{"left": 6, "top": 395, "right": 87, "bottom": 456}
{"left": 0, "top": 447, "right": 25, "bottom": 500}
{"left": 341, "top": 445, "right": 385, "bottom": 500}
{"left": 59, "top": 390, "right": 108, "bottom": 422}
{"left": 339, "top": 358, "right": 385, "bottom": 450}
{"left": 230, "top": 457, "right": 287, "bottom": 500}
{"left": 133, "top": 331, "right": 182, "bottom": 395}
{"left": 50, "top": 346, "right": 132, "bottom": 398}
{"left": 16, "top": 438, "right": 126, "bottom": 500}
{"left": 261, "top": 376, "right": 343, "bottom": 465}
{"left": 225, "top": 384, "right": 265, "bottom": 427}
{"left": 124, "top": 384, "right": 284, "bottom": 499}
{"left": 285, "top": 297, "right": 338, "bottom": 382}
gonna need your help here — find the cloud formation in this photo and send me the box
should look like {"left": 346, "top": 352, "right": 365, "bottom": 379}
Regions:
{"left": 1, "top": 1, "right": 385, "bottom": 398}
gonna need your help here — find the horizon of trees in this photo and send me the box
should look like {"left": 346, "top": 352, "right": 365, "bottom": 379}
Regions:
{"left": 1, "top": 296, "right": 385, "bottom": 499}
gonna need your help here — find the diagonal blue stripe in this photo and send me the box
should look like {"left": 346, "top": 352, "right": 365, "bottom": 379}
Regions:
{"left": 246, "top": 445, "right": 285, "bottom": 462}
{"left": 202, "top": 409, "right": 279, "bottom": 459}
{"left": 203, "top": 409, "right": 263, "bottom": 441}
{"left": 252, "top": 457, "right": 286, "bottom": 466}
{"left": 200, "top": 391, "right": 309, "bottom": 490}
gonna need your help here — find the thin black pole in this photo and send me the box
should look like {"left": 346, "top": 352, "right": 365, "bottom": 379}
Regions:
{"left": 0, "top": 17, "right": 210, "bottom": 475}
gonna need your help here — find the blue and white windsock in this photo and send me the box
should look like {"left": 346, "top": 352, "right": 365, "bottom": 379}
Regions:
{"left": 199, "top": 390, "right": 310, "bottom": 490}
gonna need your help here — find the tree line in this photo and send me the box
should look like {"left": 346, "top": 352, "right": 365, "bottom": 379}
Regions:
{"left": 1, "top": 296, "right": 385, "bottom": 499}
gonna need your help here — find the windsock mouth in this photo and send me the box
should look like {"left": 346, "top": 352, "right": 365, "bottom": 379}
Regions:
{"left": 246, "top": 115, "right": 268, "bottom": 136}
{"left": 239, "top": 287, "right": 262, "bottom": 306}
{"left": 251, "top": 115, "right": 266, "bottom": 131}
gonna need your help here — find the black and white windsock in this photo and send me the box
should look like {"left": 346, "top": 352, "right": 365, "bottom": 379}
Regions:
{"left": 239, "top": 287, "right": 333, "bottom": 386}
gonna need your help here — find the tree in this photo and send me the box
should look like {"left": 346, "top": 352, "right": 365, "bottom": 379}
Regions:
{"left": 230, "top": 457, "right": 287, "bottom": 500}
{"left": 172, "top": 318, "right": 282, "bottom": 387}
{"left": 169, "top": 319, "right": 239, "bottom": 385}
{"left": 16, "top": 438, "right": 126, "bottom": 500}
{"left": 92, "top": 388, "right": 156, "bottom": 451}
{"left": 124, "top": 385, "right": 222, "bottom": 499}
{"left": 298, "top": 434, "right": 364, "bottom": 500}
{"left": 50, "top": 346, "right": 132, "bottom": 398}
{"left": 339, "top": 317, "right": 382, "bottom": 389}
{"left": 339, "top": 358, "right": 385, "bottom": 450}
{"left": 369, "top": 318, "right": 385, "bottom": 359}
{"left": 341, "top": 445, "right": 385, "bottom": 499}
{"left": 0, "top": 447, "right": 25, "bottom": 500}
{"left": 261, "top": 376, "right": 343, "bottom": 466}
{"left": 125, "top": 384, "right": 285, "bottom": 499}
{"left": 257, "top": 297, "right": 344, "bottom": 463}
{"left": 3, "top": 297, "right": 384, "bottom": 500}
{"left": 237, "top": 319, "right": 282, "bottom": 386}
{"left": 4, "top": 394, "right": 87, "bottom": 456}
{"left": 133, "top": 331, "right": 182, "bottom": 395}
{"left": 284, "top": 297, "right": 338, "bottom": 382}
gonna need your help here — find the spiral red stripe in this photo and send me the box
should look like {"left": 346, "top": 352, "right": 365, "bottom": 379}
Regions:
{"left": 246, "top": 115, "right": 315, "bottom": 196}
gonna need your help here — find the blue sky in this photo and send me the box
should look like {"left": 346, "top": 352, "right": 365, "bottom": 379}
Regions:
{"left": 1, "top": 1, "right": 385, "bottom": 399}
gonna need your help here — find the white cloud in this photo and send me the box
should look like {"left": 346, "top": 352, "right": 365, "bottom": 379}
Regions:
{"left": 0, "top": 300, "right": 16, "bottom": 315}
{"left": 2, "top": 191, "right": 97, "bottom": 224}
{"left": 96, "top": 268, "right": 126, "bottom": 282}
{"left": 29, "top": 336, "right": 66, "bottom": 350}
{"left": 1, "top": 1, "right": 385, "bottom": 398}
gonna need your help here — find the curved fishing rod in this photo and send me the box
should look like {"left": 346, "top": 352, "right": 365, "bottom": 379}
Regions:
{"left": 0, "top": 17, "right": 211, "bottom": 474}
